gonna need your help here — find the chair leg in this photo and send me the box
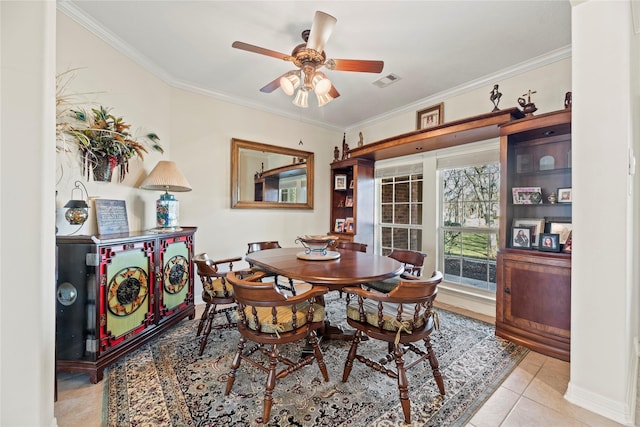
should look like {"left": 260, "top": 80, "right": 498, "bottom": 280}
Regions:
{"left": 342, "top": 330, "right": 362, "bottom": 382}
{"left": 309, "top": 331, "right": 329, "bottom": 381}
{"left": 263, "top": 344, "right": 278, "bottom": 423}
{"left": 225, "top": 336, "right": 246, "bottom": 396}
{"left": 196, "top": 302, "right": 211, "bottom": 336}
{"left": 394, "top": 344, "right": 411, "bottom": 424}
{"left": 198, "top": 304, "right": 217, "bottom": 356}
{"left": 424, "top": 336, "right": 445, "bottom": 395}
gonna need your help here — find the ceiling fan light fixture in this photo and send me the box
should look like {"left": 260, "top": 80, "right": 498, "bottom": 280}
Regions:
{"left": 280, "top": 72, "right": 301, "bottom": 96}
{"left": 312, "top": 73, "right": 331, "bottom": 96}
{"left": 292, "top": 88, "right": 309, "bottom": 108}
{"left": 316, "top": 92, "right": 334, "bottom": 107}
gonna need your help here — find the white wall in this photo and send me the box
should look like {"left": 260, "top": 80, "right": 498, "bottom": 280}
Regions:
{"left": 56, "top": 12, "right": 172, "bottom": 234}
{"left": 1, "top": 2, "right": 57, "bottom": 426}
{"left": 566, "top": 1, "right": 638, "bottom": 424}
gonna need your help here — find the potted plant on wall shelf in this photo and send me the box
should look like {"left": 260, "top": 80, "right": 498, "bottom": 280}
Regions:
{"left": 67, "top": 106, "right": 163, "bottom": 182}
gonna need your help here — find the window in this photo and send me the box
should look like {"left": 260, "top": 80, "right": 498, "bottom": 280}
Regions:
{"left": 377, "top": 164, "right": 423, "bottom": 256}
{"left": 440, "top": 163, "right": 499, "bottom": 291}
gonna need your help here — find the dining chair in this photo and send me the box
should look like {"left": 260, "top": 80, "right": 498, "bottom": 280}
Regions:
{"left": 224, "top": 271, "right": 330, "bottom": 424}
{"left": 332, "top": 240, "right": 368, "bottom": 298}
{"left": 341, "top": 271, "right": 445, "bottom": 424}
{"left": 192, "top": 253, "right": 254, "bottom": 356}
{"left": 335, "top": 240, "right": 368, "bottom": 253}
{"left": 246, "top": 240, "right": 304, "bottom": 295}
{"left": 366, "top": 249, "right": 427, "bottom": 293}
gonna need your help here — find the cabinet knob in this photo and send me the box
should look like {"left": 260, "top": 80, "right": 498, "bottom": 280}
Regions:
{"left": 505, "top": 287, "right": 511, "bottom": 294}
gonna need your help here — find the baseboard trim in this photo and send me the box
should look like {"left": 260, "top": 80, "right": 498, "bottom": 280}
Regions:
{"left": 565, "top": 378, "right": 635, "bottom": 426}
{"left": 436, "top": 284, "right": 496, "bottom": 318}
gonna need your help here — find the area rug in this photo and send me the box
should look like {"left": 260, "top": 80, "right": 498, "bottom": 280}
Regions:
{"left": 103, "top": 294, "right": 528, "bottom": 426}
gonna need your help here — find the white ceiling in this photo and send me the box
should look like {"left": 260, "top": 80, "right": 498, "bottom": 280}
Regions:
{"left": 58, "top": 1, "right": 571, "bottom": 130}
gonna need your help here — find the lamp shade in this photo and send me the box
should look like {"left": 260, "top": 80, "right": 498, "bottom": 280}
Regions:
{"left": 140, "top": 161, "right": 192, "bottom": 192}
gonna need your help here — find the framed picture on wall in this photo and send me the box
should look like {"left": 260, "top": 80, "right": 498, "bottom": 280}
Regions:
{"left": 416, "top": 103, "right": 444, "bottom": 130}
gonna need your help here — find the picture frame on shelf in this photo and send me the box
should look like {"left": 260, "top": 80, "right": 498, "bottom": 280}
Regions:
{"left": 334, "top": 174, "right": 347, "bottom": 190}
{"left": 539, "top": 233, "right": 561, "bottom": 252}
{"left": 512, "top": 187, "right": 542, "bottom": 204}
{"left": 548, "top": 220, "right": 573, "bottom": 244}
{"left": 516, "top": 154, "right": 533, "bottom": 173}
{"left": 416, "top": 103, "right": 444, "bottom": 130}
{"left": 511, "top": 226, "right": 533, "bottom": 249}
{"left": 557, "top": 187, "right": 572, "bottom": 203}
{"left": 345, "top": 195, "right": 353, "bottom": 207}
{"left": 512, "top": 218, "right": 545, "bottom": 246}
{"left": 349, "top": 179, "right": 354, "bottom": 189}
{"left": 345, "top": 217, "right": 354, "bottom": 233}
{"left": 562, "top": 231, "right": 573, "bottom": 253}
{"left": 334, "top": 218, "right": 345, "bottom": 233}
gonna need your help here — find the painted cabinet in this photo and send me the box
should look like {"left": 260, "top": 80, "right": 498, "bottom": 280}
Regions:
{"left": 55, "top": 227, "right": 196, "bottom": 383}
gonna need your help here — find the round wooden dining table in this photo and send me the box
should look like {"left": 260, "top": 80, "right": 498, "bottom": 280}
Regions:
{"left": 244, "top": 247, "right": 403, "bottom": 291}
{"left": 245, "top": 247, "right": 404, "bottom": 344}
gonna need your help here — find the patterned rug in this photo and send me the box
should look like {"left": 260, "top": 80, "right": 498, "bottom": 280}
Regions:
{"left": 104, "top": 294, "right": 528, "bottom": 426}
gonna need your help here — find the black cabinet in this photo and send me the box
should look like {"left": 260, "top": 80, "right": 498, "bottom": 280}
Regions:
{"left": 55, "top": 227, "right": 196, "bottom": 382}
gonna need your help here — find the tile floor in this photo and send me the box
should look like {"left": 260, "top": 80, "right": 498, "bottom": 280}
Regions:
{"left": 54, "top": 304, "right": 629, "bottom": 427}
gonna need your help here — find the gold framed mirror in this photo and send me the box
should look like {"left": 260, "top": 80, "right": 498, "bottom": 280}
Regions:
{"left": 231, "top": 138, "right": 314, "bottom": 209}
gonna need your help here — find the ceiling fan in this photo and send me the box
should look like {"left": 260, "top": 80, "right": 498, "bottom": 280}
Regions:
{"left": 232, "top": 11, "right": 384, "bottom": 108}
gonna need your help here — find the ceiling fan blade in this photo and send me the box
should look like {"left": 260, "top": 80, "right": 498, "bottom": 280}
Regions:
{"left": 232, "top": 41, "right": 290, "bottom": 61}
{"left": 329, "top": 59, "right": 384, "bottom": 73}
{"left": 259, "top": 74, "right": 287, "bottom": 93}
{"left": 306, "top": 11, "right": 337, "bottom": 53}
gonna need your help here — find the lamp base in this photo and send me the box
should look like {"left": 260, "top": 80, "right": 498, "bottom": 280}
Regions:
{"left": 156, "top": 193, "right": 179, "bottom": 228}
{"left": 148, "top": 226, "right": 183, "bottom": 234}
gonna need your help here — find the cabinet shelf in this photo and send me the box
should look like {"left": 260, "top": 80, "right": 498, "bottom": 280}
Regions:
{"left": 330, "top": 158, "right": 373, "bottom": 247}
{"left": 496, "top": 109, "right": 572, "bottom": 362}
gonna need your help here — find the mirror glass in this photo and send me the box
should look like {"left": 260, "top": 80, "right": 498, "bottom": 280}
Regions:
{"left": 231, "top": 138, "right": 314, "bottom": 209}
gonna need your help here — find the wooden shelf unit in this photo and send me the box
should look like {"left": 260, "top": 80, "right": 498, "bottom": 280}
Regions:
{"left": 330, "top": 158, "right": 374, "bottom": 249}
{"left": 496, "top": 109, "right": 572, "bottom": 361}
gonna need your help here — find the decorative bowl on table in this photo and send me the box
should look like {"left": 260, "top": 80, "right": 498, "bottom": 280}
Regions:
{"left": 295, "top": 235, "right": 336, "bottom": 256}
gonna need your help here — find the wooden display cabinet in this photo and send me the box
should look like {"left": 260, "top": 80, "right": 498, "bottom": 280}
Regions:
{"left": 55, "top": 227, "right": 196, "bottom": 383}
{"left": 496, "top": 109, "right": 572, "bottom": 361}
{"left": 330, "top": 158, "right": 374, "bottom": 249}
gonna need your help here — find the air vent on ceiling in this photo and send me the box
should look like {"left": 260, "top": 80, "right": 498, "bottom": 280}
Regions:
{"left": 373, "top": 73, "right": 401, "bottom": 88}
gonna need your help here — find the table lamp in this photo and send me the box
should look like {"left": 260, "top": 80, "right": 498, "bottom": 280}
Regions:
{"left": 140, "top": 161, "right": 192, "bottom": 230}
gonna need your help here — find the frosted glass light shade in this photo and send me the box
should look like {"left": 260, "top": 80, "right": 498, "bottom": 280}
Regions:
{"left": 292, "top": 88, "right": 309, "bottom": 108}
{"left": 280, "top": 74, "right": 301, "bottom": 96}
{"left": 312, "top": 74, "right": 332, "bottom": 96}
{"left": 316, "top": 92, "right": 334, "bottom": 107}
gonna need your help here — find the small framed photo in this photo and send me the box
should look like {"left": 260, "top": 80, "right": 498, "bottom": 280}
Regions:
{"left": 416, "top": 103, "right": 444, "bottom": 130}
{"left": 511, "top": 226, "right": 533, "bottom": 249}
{"left": 345, "top": 217, "right": 354, "bottom": 233}
{"left": 349, "top": 179, "right": 354, "bottom": 189}
{"left": 562, "top": 231, "right": 573, "bottom": 253}
{"left": 558, "top": 187, "right": 572, "bottom": 203}
{"left": 516, "top": 154, "right": 533, "bottom": 173}
{"left": 345, "top": 195, "right": 354, "bottom": 207}
{"left": 513, "top": 218, "right": 545, "bottom": 246}
{"left": 334, "top": 218, "right": 345, "bottom": 233}
{"left": 334, "top": 174, "right": 347, "bottom": 190}
{"left": 549, "top": 220, "right": 573, "bottom": 244}
{"left": 512, "top": 187, "right": 542, "bottom": 205}
{"left": 539, "top": 233, "right": 561, "bottom": 252}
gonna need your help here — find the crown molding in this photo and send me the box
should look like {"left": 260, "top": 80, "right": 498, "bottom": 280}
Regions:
{"left": 346, "top": 45, "right": 572, "bottom": 132}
